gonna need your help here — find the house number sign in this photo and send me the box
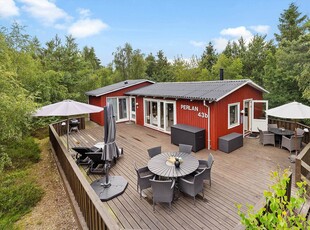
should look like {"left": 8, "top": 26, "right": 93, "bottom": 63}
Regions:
{"left": 180, "top": 104, "right": 208, "bottom": 118}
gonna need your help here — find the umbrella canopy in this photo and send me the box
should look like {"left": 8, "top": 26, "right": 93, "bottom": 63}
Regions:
{"left": 266, "top": 102, "right": 310, "bottom": 119}
{"left": 34, "top": 99, "right": 103, "bottom": 117}
{"left": 33, "top": 99, "right": 103, "bottom": 151}
{"left": 103, "top": 104, "right": 119, "bottom": 161}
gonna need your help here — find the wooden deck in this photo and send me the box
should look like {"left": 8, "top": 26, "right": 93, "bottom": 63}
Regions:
{"left": 65, "top": 122, "right": 295, "bottom": 230}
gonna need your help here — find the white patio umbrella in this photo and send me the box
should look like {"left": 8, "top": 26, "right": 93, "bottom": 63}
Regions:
{"left": 266, "top": 101, "right": 310, "bottom": 158}
{"left": 33, "top": 99, "right": 103, "bottom": 151}
{"left": 266, "top": 101, "right": 310, "bottom": 119}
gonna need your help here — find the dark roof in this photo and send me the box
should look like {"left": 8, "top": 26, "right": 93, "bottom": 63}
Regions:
{"left": 85, "top": 79, "right": 154, "bottom": 97}
{"left": 126, "top": 79, "right": 268, "bottom": 102}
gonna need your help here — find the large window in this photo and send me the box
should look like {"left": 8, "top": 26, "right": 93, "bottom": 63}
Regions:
{"left": 228, "top": 103, "right": 240, "bottom": 129}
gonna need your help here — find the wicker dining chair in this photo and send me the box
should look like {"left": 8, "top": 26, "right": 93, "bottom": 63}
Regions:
{"left": 179, "top": 144, "right": 192, "bottom": 154}
{"left": 147, "top": 146, "right": 162, "bottom": 158}
{"left": 150, "top": 177, "right": 175, "bottom": 211}
{"left": 134, "top": 162, "right": 154, "bottom": 198}
{"left": 179, "top": 168, "right": 206, "bottom": 205}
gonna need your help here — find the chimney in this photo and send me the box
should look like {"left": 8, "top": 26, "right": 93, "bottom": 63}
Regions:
{"left": 220, "top": 68, "right": 224, "bottom": 80}
{"left": 124, "top": 80, "right": 128, "bottom": 85}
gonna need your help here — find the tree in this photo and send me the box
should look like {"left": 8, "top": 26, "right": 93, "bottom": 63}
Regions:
{"left": 211, "top": 54, "right": 243, "bottom": 80}
{"left": 199, "top": 42, "right": 217, "bottom": 71}
{"left": 241, "top": 35, "right": 274, "bottom": 86}
{"left": 82, "top": 46, "right": 101, "bottom": 70}
{"left": 113, "top": 43, "right": 146, "bottom": 81}
{"left": 275, "top": 3, "right": 308, "bottom": 44}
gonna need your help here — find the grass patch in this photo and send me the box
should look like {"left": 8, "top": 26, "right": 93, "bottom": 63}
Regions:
{"left": 0, "top": 169, "right": 44, "bottom": 229}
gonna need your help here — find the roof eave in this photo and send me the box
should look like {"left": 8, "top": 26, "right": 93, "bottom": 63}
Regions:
{"left": 86, "top": 80, "right": 155, "bottom": 97}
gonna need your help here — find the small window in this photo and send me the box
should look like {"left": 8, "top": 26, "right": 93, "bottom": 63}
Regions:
{"left": 228, "top": 103, "right": 240, "bottom": 129}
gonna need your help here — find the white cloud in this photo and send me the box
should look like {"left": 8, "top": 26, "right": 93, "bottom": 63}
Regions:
{"left": 19, "top": 0, "right": 70, "bottom": 25}
{"left": 189, "top": 40, "right": 205, "bottom": 48}
{"left": 249, "top": 25, "right": 270, "bottom": 34}
{"left": 68, "top": 18, "right": 108, "bottom": 38}
{"left": 212, "top": 37, "right": 228, "bottom": 53}
{"left": 0, "top": 0, "right": 19, "bottom": 18}
{"left": 220, "top": 26, "right": 253, "bottom": 40}
{"left": 77, "top": 8, "right": 91, "bottom": 18}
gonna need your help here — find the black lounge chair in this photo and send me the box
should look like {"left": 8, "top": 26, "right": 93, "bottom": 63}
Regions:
{"left": 86, "top": 152, "right": 106, "bottom": 175}
{"left": 72, "top": 146, "right": 100, "bottom": 165}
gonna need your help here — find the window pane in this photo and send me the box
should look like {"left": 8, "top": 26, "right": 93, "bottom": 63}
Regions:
{"left": 107, "top": 98, "right": 117, "bottom": 119}
{"left": 145, "top": 100, "right": 150, "bottom": 124}
{"left": 119, "top": 98, "right": 127, "bottom": 119}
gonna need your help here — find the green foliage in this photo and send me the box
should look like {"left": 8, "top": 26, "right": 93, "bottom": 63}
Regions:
{"left": 275, "top": 3, "right": 308, "bottom": 44}
{"left": 0, "top": 169, "right": 44, "bottom": 229}
{"left": 6, "top": 137, "right": 41, "bottom": 169}
{"left": 237, "top": 168, "right": 309, "bottom": 229}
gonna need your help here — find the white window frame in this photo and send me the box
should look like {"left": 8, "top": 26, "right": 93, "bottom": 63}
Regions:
{"left": 228, "top": 102, "right": 240, "bottom": 129}
{"left": 106, "top": 96, "right": 129, "bottom": 122}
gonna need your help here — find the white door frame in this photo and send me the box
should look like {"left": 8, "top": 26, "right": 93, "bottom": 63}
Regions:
{"left": 129, "top": 96, "right": 136, "bottom": 122}
{"left": 251, "top": 100, "right": 268, "bottom": 132}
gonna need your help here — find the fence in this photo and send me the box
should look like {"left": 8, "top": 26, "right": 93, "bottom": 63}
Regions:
{"left": 49, "top": 121, "right": 121, "bottom": 230}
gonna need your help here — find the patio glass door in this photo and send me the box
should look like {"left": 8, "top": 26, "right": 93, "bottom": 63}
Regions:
{"left": 144, "top": 99, "right": 176, "bottom": 133}
{"left": 107, "top": 97, "right": 129, "bottom": 122}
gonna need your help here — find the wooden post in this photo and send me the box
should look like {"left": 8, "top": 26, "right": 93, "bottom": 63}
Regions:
{"left": 295, "top": 155, "right": 302, "bottom": 186}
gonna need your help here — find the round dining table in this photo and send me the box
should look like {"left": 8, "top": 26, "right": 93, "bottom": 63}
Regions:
{"left": 269, "top": 128, "right": 295, "bottom": 145}
{"left": 148, "top": 152, "right": 199, "bottom": 178}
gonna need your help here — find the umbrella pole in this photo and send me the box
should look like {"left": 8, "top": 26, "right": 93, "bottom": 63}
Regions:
{"left": 67, "top": 118, "right": 69, "bottom": 151}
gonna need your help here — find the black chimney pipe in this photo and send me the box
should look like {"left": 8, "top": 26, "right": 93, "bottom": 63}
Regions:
{"left": 220, "top": 68, "right": 224, "bottom": 80}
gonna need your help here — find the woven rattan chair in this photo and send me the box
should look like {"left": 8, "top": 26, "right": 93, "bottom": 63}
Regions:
{"left": 197, "top": 153, "right": 214, "bottom": 186}
{"left": 150, "top": 177, "right": 175, "bottom": 211}
{"left": 179, "top": 144, "right": 192, "bottom": 154}
{"left": 281, "top": 135, "right": 303, "bottom": 154}
{"left": 134, "top": 162, "right": 154, "bottom": 198}
{"left": 179, "top": 168, "right": 206, "bottom": 205}
{"left": 268, "top": 123, "right": 278, "bottom": 131}
{"left": 258, "top": 128, "right": 275, "bottom": 146}
{"left": 147, "top": 146, "right": 161, "bottom": 158}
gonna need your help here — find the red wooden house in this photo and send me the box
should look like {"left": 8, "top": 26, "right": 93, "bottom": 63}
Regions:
{"left": 86, "top": 79, "right": 268, "bottom": 150}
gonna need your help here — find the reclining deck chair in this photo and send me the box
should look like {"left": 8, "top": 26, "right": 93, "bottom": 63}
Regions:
{"left": 72, "top": 146, "right": 100, "bottom": 165}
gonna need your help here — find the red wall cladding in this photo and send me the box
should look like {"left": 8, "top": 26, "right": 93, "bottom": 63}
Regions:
{"left": 89, "top": 81, "right": 153, "bottom": 126}
{"left": 210, "top": 85, "right": 263, "bottom": 150}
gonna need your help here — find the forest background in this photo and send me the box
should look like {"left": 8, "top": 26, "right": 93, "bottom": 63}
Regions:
{"left": 0, "top": 3, "right": 309, "bottom": 227}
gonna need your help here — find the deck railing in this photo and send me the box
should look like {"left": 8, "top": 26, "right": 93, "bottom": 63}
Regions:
{"left": 49, "top": 122, "right": 121, "bottom": 230}
{"left": 52, "top": 117, "right": 86, "bottom": 136}
{"left": 295, "top": 143, "right": 310, "bottom": 186}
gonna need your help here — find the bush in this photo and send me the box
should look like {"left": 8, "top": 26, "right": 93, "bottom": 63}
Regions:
{"left": 6, "top": 137, "right": 41, "bottom": 169}
{"left": 0, "top": 169, "right": 44, "bottom": 229}
{"left": 237, "top": 168, "right": 310, "bottom": 229}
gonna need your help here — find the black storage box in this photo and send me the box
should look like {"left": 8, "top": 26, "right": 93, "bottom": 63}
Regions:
{"left": 218, "top": 132, "right": 243, "bottom": 153}
{"left": 171, "top": 124, "right": 205, "bottom": 152}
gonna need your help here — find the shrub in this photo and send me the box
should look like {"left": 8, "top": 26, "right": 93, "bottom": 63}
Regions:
{"left": 6, "top": 137, "right": 41, "bottom": 169}
{"left": 237, "top": 168, "right": 310, "bottom": 229}
{"left": 0, "top": 169, "right": 44, "bottom": 229}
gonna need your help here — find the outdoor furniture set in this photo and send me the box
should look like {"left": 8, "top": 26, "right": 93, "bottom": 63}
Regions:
{"left": 136, "top": 144, "right": 214, "bottom": 211}
{"left": 258, "top": 124, "right": 304, "bottom": 154}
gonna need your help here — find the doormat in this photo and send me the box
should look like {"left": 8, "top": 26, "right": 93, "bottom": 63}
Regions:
{"left": 247, "top": 133, "right": 258, "bottom": 138}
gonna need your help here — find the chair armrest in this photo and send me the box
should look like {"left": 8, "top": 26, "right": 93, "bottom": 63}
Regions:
{"left": 180, "top": 178, "right": 194, "bottom": 185}
{"left": 141, "top": 174, "right": 154, "bottom": 179}
{"left": 282, "top": 135, "right": 290, "bottom": 141}
{"left": 171, "top": 179, "right": 175, "bottom": 189}
{"left": 264, "top": 133, "right": 274, "bottom": 136}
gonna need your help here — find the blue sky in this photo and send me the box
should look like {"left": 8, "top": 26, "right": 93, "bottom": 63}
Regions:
{"left": 0, "top": 0, "right": 309, "bottom": 65}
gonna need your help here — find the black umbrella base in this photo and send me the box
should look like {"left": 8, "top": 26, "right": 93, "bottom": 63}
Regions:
{"left": 91, "top": 176, "right": 128, "bottom": 201}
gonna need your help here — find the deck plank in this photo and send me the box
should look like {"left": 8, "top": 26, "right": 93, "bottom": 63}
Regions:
{"left": 65, "top": 122, "right": 294, "bottom": 230}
